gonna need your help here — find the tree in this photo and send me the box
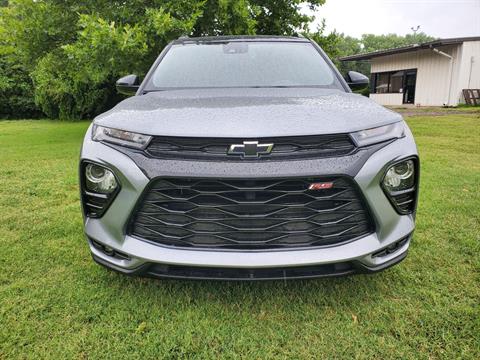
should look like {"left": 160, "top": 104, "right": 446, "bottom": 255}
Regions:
{"left": 251, "top": 0, "right": 325, "bottom": 35}
{"left": 0, "top": 50, "right": 42, "bottom": 118}
{"left": 307, "top": 21, "right": 341, "bottom": 60}
{"left": 0, "top": 1, "right": 41, "bottom": 118}
{"left": 334, "top": 34, "right": 369, "bottom": 77}
{"left": 361, "top": 32, "right": 435, "bottom": 53}
{"left": 192, "top": 0, "right": 256, "bottom": 36}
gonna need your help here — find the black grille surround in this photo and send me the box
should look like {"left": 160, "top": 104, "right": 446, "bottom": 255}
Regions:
{"left": 145, "top": 134, "right": 356, "bottom": 161}
{"left": 129, "top": 176, "right": 374, "bottom": 250}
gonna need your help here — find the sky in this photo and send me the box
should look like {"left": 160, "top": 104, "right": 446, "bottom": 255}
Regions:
{"left": 310, "top": 0, "right": 480, "bottom": 39}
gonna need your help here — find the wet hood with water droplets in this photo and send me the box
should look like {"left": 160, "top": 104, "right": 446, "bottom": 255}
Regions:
{"left": 94, "top": 88, "right": 402, "bottom": 137}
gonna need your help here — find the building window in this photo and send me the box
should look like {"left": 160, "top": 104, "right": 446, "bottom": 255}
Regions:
{"left": 371, "top": 69, "right": 416, "bottom": 94}
{"left": 375, "top": 73, "right": 390, "bottom": 93}
{"left": 390, "top": 71, "right": 404, "bottom": 93}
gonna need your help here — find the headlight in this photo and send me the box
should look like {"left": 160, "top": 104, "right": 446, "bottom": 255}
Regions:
{"left": 92, "top": 124, "right": 152, "bottom": 149}
{"left": 382, "top": 158, "right": 418, "bottom": 214}
{"left": 351, "top": 122, "right": 405, "bottom": 147}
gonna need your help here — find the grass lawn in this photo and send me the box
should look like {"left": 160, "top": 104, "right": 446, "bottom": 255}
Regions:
{"left": 0, "top": 113, "right": 479, "bottom": 359}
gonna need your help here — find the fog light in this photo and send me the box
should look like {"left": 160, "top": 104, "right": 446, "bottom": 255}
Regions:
{"left": 382, "top": 158, "right": 418, "bottom": 214}
{"left": 383, "top": 160, "right": 415, "bottom": 191}
{"left": 85, "top": 163, "right": 117, "bottom": 194}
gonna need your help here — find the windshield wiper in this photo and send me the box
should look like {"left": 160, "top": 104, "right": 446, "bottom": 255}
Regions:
{"left": 142, "top": 89, "right": 167, "bottom": 94}
{"left": 245, "top": 85, "right": 291, "bottom": 88}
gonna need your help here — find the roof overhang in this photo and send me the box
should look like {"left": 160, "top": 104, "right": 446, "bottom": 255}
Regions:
{"left": 339, "top": 36, "right": 480, "bottom": 61}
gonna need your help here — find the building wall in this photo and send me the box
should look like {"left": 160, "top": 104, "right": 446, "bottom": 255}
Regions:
{"left": 455, "top": 41, "right": 480, "bottom": 103}
{"left": 370, "top": 45, "right": 463, "bottom": 106}
{"left": 370, "top": 93, "right": 403, "bottom": 106}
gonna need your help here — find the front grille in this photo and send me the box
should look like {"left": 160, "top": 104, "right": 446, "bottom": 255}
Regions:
{"left": 145, "top": 134, "right": 356, "bottom": 161}
{"left": 145, "top": 262, "right": 355, "bottom": 280}
{"left": 129, "top": 177, "right": 373, "bottom": 250}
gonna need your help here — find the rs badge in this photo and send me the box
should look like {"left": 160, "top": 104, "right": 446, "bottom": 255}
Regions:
{"left": 308, "top": 182, "right": 334, "bottom": 190}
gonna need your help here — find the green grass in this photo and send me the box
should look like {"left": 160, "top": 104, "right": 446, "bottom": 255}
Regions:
{"left": 0, "top": 115, "right": 479, "bottom": 359}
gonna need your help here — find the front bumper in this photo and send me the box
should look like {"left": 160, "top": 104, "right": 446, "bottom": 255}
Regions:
{"left": 91, "top": 244, "right": 410, "bottom": 280}
{"left": 80, "top": 124, "right": 418, "bottom": 279}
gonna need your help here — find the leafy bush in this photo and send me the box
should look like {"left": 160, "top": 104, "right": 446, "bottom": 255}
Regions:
{"left": 0, "top": 58, "right": 41, "bottom": 119}
{"left": 31, "top": 15, "right": 150, "bottom": 119}
{"left": 0, "top": 38, "right": 42, "bottom": 119}
{"left": 32, "top": 50, "right": 120, "bottom": 119}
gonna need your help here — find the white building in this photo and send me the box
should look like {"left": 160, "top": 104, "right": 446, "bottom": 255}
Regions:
{"left": 340, "top": 37, "right": 480, "bottom": 107}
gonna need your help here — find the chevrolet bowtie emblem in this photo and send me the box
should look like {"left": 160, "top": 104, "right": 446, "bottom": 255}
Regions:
{"left": 228, "top": 141, "right": 274, "bottom": 158}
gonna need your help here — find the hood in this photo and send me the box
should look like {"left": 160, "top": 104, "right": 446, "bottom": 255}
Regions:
{"left": 94, "top": 88, "right": 402, "bottom": 138}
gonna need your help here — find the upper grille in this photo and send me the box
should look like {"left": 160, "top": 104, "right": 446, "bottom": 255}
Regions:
{"left": 129, "top": 177, "right": 373, "bottom": 250}
{"left": 145, "top": 134, "right": 356, "bottom": 161}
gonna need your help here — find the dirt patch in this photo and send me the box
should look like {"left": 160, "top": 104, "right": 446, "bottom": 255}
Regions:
{"left": 386, "top": 106, "right": 480, "bottom": 117}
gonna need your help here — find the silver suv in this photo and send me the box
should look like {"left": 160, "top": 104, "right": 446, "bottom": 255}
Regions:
{"left": 80, "top": 36, "right": 419, "bottom": 280}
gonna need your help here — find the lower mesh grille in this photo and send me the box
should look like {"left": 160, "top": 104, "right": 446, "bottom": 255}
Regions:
{"left": 146, "top": 262, "right": 355, "bottom": 280}
{"left": 129, "top": 177, "right": 373, "bottom": 249}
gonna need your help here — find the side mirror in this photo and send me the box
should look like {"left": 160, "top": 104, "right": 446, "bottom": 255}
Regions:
{"left": 345, "top": 71, "right": 369, "bottom": 91}
{"left": 116, "top": 74, "right": 140, "bottom": 96}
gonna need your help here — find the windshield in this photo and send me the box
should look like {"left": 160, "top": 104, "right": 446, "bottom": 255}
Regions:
{"left": 145, "top": 41, "right": 342, "bottom": 90}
